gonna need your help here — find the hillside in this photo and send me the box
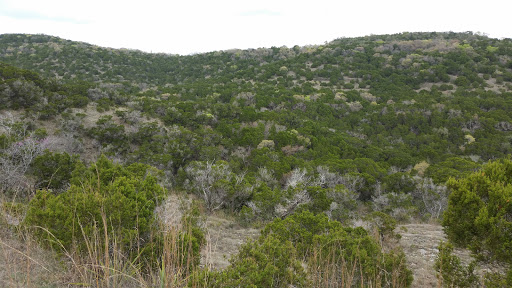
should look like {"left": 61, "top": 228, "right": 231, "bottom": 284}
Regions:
{"left": 1, "top": 32, "right": 512, "bottom": 287}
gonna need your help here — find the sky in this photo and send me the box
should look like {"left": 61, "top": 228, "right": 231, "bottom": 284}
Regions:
{"left": 0, "top": 0, "right": 510, "bottom": 55}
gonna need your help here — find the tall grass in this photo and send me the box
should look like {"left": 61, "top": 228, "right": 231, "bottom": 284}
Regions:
{"left": 306, "top": 242, "right": 411, "bottom": 288}
{"left": 1, "top": 196, "right": 64, "bottom": 287}
{"left": 1, "top": 193, "right": 208, "bottom": 287}
{"left": 57, "top": 208, "right": 205, "bottom": 287}
{"left": 3, "top": 190, "right": 411, "bottom": 287}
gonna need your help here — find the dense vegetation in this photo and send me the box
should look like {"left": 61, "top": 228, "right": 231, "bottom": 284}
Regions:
{"left": 1, "top": 31, "right": 512, "bottom": 286}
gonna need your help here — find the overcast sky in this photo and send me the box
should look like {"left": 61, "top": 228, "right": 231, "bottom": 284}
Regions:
{"left": 0, "top": 0, "right": 510, "bottom": 55}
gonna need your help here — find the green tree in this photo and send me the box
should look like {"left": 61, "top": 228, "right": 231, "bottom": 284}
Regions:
{"left": 443, "top": 158, "right": 512, "bottom": 263}
{"left": 435, "top": 242, "right": 478, "bottom": 287}
{"left": 24, "top": 155, "right": 165, "bottom": 261}
{"left": 206, "top": 234, "right": 306, "bottom": 288}
{"left": 30, "top": 150, "right": 81, "bottom": 191}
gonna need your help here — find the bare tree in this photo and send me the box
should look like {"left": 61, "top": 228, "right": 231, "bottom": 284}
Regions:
{"left": 0, "top": 112, "right": 28, "bottom": 138}
{"left": 315, "top": 166, "right": 363, "bottom": 192}
{"left": 284, "top": 168, "right": 310, "bottom": 190}
{"left": 0, "top": 135, "right": 52, "bottom": 195}
{"left": 184, "top": 161, "right": 232, "bottom": 211}
{"left": 231, "top": 146, "right": 251, "bottom": 166}
{"left": 0, "top": 113, "right": 55, "bottom": 194}
{"left": 412, "top": 177, "right": 448, "bottom": 219}
{"left": 0, "top": 137, "right": 49, "bottom": 193}
{"left": 256, "top": 167, "right": 278, "bottom": 189}
{"left": 314, "top": 167, "right": 361, "bottom": 221}
{"left": 372, "top": 192, "right": 414, "bottom": 221}
{"left": 276, "top": 188, "right": 311, "bottom": 218}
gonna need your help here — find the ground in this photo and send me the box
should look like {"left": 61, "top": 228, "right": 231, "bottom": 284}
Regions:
{"left": 198, "top": 219, "right": 504, "bottom": 286}
{"left": 0, "top": 225, "right": 68, "bottom": 287}
{"left": 398, "top": 223, "right": 508, "bottom": 287}
{"left": 397, "top": 223, "right": 464, "bottom": 287}
{"left": 200, "top": 215, "right": 260, "bottom": 269}
{"left": 1, "top": 196, "right": 506, "bottom": 287}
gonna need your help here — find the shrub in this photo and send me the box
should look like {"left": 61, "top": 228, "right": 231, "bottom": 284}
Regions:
{"left": 206, "top": 234, "right": 306, "bottom": 288}
{"left": 327, "top": 184, "right": 359, "bottom": 223}
{"left": 87, "top": 115, "right": 128, "bottom": 152}
{"left": 442, "top": 158, "right": 512, "bottom": 263}
{"left": 435, "top": 242, "right": 478, "bottom": 287}
{"left": 366, "top": 211, "right": 401, "bottom": 242}
{"left": 24, "top": 155, "right": 165, "bottom": 262}
{"left": 30, "top": 150, "right": 81, "bottom": 191}
{"left": 206, "top": 210, "right": 413, "bottom": 287}
{"left": 263, "top": 210, "right": 413, "bottom": 287}
{"left": 483, "top": 269, "right": 512, "bottom": 288}
{"left": 177, "top": 201, "right": 205, "bottom": 269}
{"left": 242, "top": 184, "right": 283, "bottom": 222}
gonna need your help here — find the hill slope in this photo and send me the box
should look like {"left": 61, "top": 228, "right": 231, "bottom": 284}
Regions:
{"left": 1, "top": 31, "right": 512, "bottom": 286}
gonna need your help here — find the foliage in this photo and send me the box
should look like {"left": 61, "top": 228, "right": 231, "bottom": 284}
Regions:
{"left": 87, "top": 115, "right": 128, "bottom": 152}
{"left": 176, "top": 201, "right": 206, "bottom": 270}
{"left": 326, "top": 184, "right": 359, "bottom": 223}
{"left": 2, "top": 33, "right": 512, "bottom": 209}
{"left": 3, "top": 31, "right": 512, "bottom": 285}
{"left": 184, "top": 160, "right": 233, "bottom": 211}
{"left": 24, "top": 155, "right": 165, "bottom": 263}
{"left": 442, "top": 158, "right": 512, "bottom": 263}
{"left": 207, "top": 210, "right": 412, "bottom": 287}
{"left": 244, "top": 183, "right": 283, "bottom": 221}
{"left": 365, "top": 211, "right": 401, "bottom": 241}
{"left": 425, "top": 157, "right": 480, "bottom": 184}
{"left": 411, "top": 177, "right": 449, "bottom": 220}
{"left": 435, "top": 242, "right": 479, "bottom": 287}
{"left": 483, "top": 269, "right": 512, "bottom": 288}
{"left": 372, "top": 192, "right": 416, "bottom": 222}
{"left": 30, "top": 150, "right": 80, "bottom": 191}
{"left": 205, "top": 234, "right": 306, "bottom": 288}
{"left": 262, "top": 210, "right": 413, "bottom": 287}
{"left": 0, "top": 114, "right": 50, "bottom": 194}
{"left": 0, "top": 62, "right": 90, "bottom": 117}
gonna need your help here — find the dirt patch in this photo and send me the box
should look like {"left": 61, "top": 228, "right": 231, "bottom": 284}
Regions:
{"left": 72, "top": 103, "right": 118, "bottom": 130}
{"left": 201, "top": 216, "right": 260, "bottom": 270}
{"left": 397, "top": 223, "right": 506, "bottom": 287}
{"left": 398, "top": 223, "right": 449, "bottom": 287}
{"left": 156, "top": 194, "right": 261, "bottom": 270}
{"left": 156, "top": 195, "right": 261, "bottom": 270}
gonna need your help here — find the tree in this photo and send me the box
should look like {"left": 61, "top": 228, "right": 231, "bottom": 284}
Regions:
{"left": 30, "top": 150, "right": 80, "bottom": 191}
{"left": 24, "top": 155, "right": 165, "bottom": 260}
{"left": 443, "top": 158, "right": 512, "bottom": 263}
{"left": 184, "top": 160, "right": 232, "bottom": 211}
{"left": 0, "top": 114, "right": 50, "bottom": 194}
{"left": 412, "top": 177, "right": 448, "bottom": 219}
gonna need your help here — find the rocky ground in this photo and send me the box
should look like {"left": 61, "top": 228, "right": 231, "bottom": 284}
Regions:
{"left": 397, "top": 223, "right": 509, "bottom": 287}
{"left": 397, "top": 223, "right": 463, "bottom": 287}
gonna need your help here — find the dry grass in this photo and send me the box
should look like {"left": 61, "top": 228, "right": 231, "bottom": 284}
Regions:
{"left": 200, "top": 213, "right": 259, "bottom": 270}
{"left": 307, "top": 241, "right": 410, "bottom": 288}
{"left": 0, "top": 193, "right": 207, "bottom": 288}
{"left": 5, "top": 192, "right": 481, "bottom": 288}
{"left": 0, "top": 223, "right": 66, "bottom": 287}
